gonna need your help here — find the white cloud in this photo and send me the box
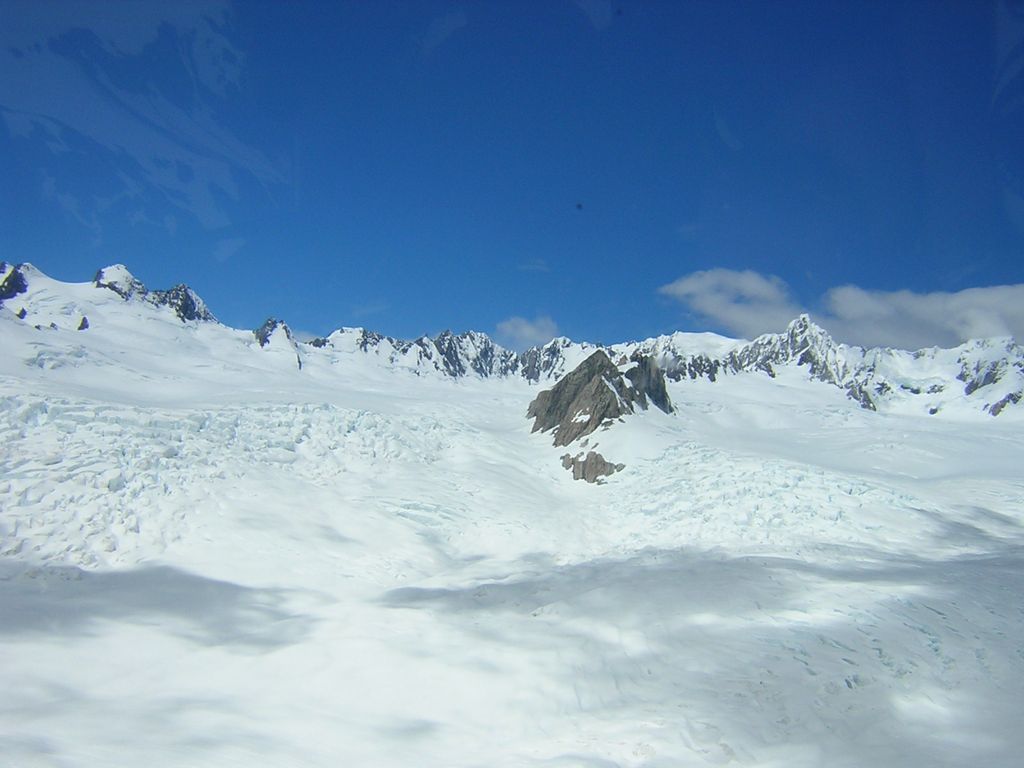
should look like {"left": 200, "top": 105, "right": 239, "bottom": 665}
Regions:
{"left": 821, "top": 283, "right": 1024, "bottom": 349}
{"left": 658, "top": 269, "right": 801, "bottom": 339}
{"left": 496, "top": 315, "right": 559, "bottom": 350}
{"left": 659, "top": 269, "right": 1024, "bottom": 349}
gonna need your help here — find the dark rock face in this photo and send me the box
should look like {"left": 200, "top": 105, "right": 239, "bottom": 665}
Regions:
{"left": 561, "top": 451, "right": 624, "bottom": 483}
{"left": 254, "top": 317, "right": 293, "bottom": 348}
{"left": 663, "top": 354, "right": 723, "bottom": 382}
{"left": 989, "top": 391, "right": 1022, "bottom": 416}
{"left": 16, "top": 307, "right": 27, "bottom": 320}
{"left": 357, "top": 329, "right": 384, "bottom": 351}
{"left": 150, "top": 285, "right": 216, "bottom": 323}
{"left": 77, "top": 316, "right": 89, "bottom": 331}
{"left": 961, "top": 359, "right": 1004, "bottom": 395}
{"left": 529, "top": 351, "right": 632, "bottom": 447}
{"left": 0, "top": 263, "right": 29, "bottom": 303}
{"left": 527, "top": 350, "right": 673, "bottom": 447}
{"left": 433, "top": 331, "right": 468, "bottom": 377}
{"left": 519, "top": 338, "right": 574, "bottom": 382}
{"left": 625, "top": 352, "right": 673, "bottom": 414}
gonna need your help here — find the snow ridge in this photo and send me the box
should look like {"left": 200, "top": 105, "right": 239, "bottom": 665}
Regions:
{"left": 93, "top": 264, "right": 216, "bottom": 322}
{"left": 4, "top": 263, "right": 1023, "bottom": 417}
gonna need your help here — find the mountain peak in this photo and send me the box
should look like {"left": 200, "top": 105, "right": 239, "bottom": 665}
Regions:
{"left": 254, "top": 317, "right": 294, "bottom": 347}
{"left": 92, "top": 265, "right": 214, "bottom": 322}
{"left": 94, "top": 264, "right": 147, "bottom": 300}
{"left": 784, "top": 313, "right": 833, "bottom": 342}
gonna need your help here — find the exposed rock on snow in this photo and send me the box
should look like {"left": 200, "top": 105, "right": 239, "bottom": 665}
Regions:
{"left": 0, "top": 262, "right": 29, "bottom": 303}
{"left": 527, "top": 350, "right": 673, "bottom": 448}
{"left": 255, "top": 317, "right": 294, "bottom": 348}
{"left": 627, "top": 315, "right": 1024, "bottom": 416}
{"left": 148, "top": 284, "right": 216, "bottom": 323}
{"left": 314, "top": 327, "right": 522, "bottom": 378}
{"left": 93, "top": 264, "right": 148, "bottom": 300}
{"left": 254, "top": 317, "right": 302, "bottom": 369}
{"left": 561, "top": 450, "right": 624, "bottom": 482}
{"left": 93, "top": 264, "right": 216, "bottom": 323}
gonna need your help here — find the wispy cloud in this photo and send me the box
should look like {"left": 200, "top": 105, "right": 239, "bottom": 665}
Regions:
{"left": 659, "top": 268, "right": 1024, "bottom": 349}
{"left": 40, "top": 170, "right": 102, "bottom": 243}
{"left": 496, "top": 315, "right": 559, "bottom": 350}
{"left": 0, "top": 1, "right": 283, "bottom": 236}
{"left": 213, "top": 237, "right": 246, "bottom": 263}
{"left": 572, "top": 0, "right": 613, "bottom": 30}
{"left": 350, "top": 301, "right": 389, "bottom": 320}
{"left": 517, "top": 258, "right": 550, "bottom": 273}
{"left": 422, "top": 10, "right": 468, "bottom": 54}
{"left": 289, "top": 328, "right": 322, "bottom": 343}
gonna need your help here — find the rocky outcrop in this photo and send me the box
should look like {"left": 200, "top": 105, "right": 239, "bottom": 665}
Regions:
{"left": 149, "top": 284, "right": 215, "bottom": 323}
{"left": 527, "top": 351, "right": 632, "bottom": 446}
{"left": 255, "top": 317, "right": 293, "bottom": 348}
{"left": 990, "top": 391, "right": 1022, "bottom": 416}
{"left": 561, "top": 451, "right": 624, "bottom": 483}
{"left": 527, "top": 350, "right": 673, "bottom": 480}
{"left": 0, "top": 262, "right": 29, "bottom": 304}
{"left": 254, "top": 317, "right": 302, "bottom": 370}
{"left": 527, "top": 350, "right": 672, "bottom": 447}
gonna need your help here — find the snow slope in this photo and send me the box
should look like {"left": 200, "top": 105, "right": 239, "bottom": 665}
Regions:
{"left": 2, "top": 265, "right": 1023, "bottom": 767}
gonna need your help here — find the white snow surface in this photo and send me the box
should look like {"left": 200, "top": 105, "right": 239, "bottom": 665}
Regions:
{"left": 2, "top": 268, "right": 1024, "bottom": 767}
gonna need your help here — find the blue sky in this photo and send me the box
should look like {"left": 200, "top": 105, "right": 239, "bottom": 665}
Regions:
{"left": 2, "top": 0, "right": 1023, "bottom": 350}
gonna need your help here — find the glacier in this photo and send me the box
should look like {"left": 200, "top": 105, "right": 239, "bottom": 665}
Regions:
{"left": 1, "top": 263, "right": 1023, "bottom": 767}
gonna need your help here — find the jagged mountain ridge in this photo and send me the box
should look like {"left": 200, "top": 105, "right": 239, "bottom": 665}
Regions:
{"left": 2, "top": 261, "right": 1022, "bottom": 417}
{"left": 92, "top": 264, "right": 216, "bottom": 323}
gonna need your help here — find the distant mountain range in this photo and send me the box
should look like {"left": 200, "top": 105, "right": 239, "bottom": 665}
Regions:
{"left": 2, "top": 261, "right": 1022, "bottom": 418}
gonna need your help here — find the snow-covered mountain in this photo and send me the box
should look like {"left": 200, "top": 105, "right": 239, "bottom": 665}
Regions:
{"left": 3, "top": 262, "right": 1022, "bottom": 419}
{"left": 2, "top": 262, "right": 1024, "bottom": 767}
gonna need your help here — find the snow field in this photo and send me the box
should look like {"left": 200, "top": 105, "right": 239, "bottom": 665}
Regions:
{"left": 2, "top": 321, "right": 1024, "bottom": 764}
